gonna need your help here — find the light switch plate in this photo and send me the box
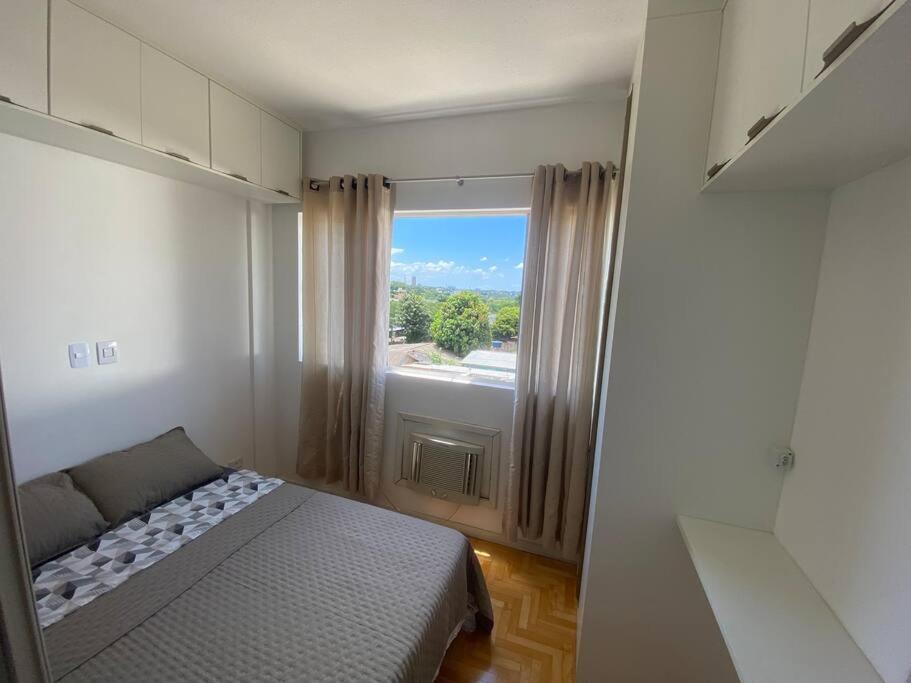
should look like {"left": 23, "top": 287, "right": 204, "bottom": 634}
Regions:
{"left": 68, "top": 342, "right": 91, "bottom": 369}
{"left": 96, "top": 340, "right": 118, "bottom": 365}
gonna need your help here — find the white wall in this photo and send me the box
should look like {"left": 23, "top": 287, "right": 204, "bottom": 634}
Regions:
{"left": 0, "top": 133, "right": 257, "bottom": 482}
{"left": 303, "top": 100, "right": 627, "bottom": 211}
{"left": 272, "top": 203, "right": 301, "bottom": 478}
{"left": 776, "top": 153, "right": 911, "bottom": 683}
{"left": 380, "top": 372, "right": 513, "bottom": 537}
{"left": 272, "top": 101, "right": 626, "bottom": 545}
{"left": 576, "top": 8, "right": 831, "bottom": 681}
{"left": 248, "top": 201, "right": 277, "bottom": 475}
{"left": 303, "top": 100, "right": 626, "bottom": 178}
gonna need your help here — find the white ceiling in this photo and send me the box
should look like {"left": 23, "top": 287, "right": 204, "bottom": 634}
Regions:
{"left": 75, "top": 0, "right": 646, "bottom": 131}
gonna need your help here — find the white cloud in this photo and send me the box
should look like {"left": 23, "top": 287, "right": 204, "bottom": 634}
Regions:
{"left": 391, "top": 260, "right": 456, "bottom": 275}
{"left": 480, "top": 256, "right": 488, "bottom": 262}
{"left": 391, "top": 259, "right": 518, "bottom": 282}
{"left": 427, "top": 260, "right": 455, "bottom": 272}
{"left": 514, "top": 262, "right": 524, "bottom": 270}
{"left": 391, "top": 247, "right": 404, "bottom": 255}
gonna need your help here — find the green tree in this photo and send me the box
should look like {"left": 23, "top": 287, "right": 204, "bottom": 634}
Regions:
{"left": 492, "top": 305, "right": 520, "bottom": 340}
{"left": 399, "top": 293, "right": 432, "bottom": 342}
{"left": 430, "top": 291, "right": 492, "bottom": 356}
{"left": 389, "top": 299, "right": 402, "bottom": 328}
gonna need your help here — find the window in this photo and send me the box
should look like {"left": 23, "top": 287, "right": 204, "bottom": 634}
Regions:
{"left": 387, "top": 210, "right": 528, "bottom": 384}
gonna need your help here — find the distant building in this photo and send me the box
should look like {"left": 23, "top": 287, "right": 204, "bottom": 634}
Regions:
{"left": 411, "top": 275, "right": 416, "bottom": 286}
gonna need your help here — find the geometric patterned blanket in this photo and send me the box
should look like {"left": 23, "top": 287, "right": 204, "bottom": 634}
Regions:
{"left": 32, "top": 470, "right": 284, "bottom": 628}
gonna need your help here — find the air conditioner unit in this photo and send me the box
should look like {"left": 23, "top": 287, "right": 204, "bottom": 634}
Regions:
{"left": 404, "top": 433, "right": 484, "bottom": 505}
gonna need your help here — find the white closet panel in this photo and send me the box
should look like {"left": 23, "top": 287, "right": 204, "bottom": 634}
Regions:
{"left": 803, "top": 0, "right": 893, "bottom": 88}
{"left": 210, "top": 82, "right": 261, "bottom": 184}
{"left": 50, "top": 0, "right": 141, "bottom": 143}
{"left": 261, "top": 112, "right": 301, "bottom": 198}
{"left": 0, "top": 0, "right": 48, "bottom": 113}
{"left": 141, "top": 45, "right": 209, "bottom": 166}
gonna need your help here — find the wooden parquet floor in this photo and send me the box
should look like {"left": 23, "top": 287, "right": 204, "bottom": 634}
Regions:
{"left": 437, "top": 537, "right": 578, "bottom": 683}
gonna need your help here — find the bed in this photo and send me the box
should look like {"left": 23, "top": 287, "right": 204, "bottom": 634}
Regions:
{"left": 21, "top": 430, "right": 493, "bottom": 682}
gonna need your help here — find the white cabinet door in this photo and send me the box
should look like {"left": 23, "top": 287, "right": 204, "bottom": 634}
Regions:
{"left": 50, "top": 0, "right": 141, "bottom": 142}
{"left": 707, "top": 0, "right": 751, "bottom": 174}
{"left": 0, "top": 0, "right": 48, "bottom": 112}
{"left": 706, "top": 0, "right": 808, "bottom": 176}
{"left": 141, "top": 45, "right": 210, "bottom": 166}
{"left": 261, "top": 111, "right": 301, "bottom": 198}
{"left": 210, "top": 82, "right": 261, "bottom": 184}
{"left": 803, "top": 0, "right": 893, "bottom": 88}
{"left": 744, "top": 0, "right": 808, "bottom": 129}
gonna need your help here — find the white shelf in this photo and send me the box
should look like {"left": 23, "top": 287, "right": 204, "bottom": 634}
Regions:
{"left": 704, "top": 0, "right": 911, "bottom": 192}
{"left": 0, "top": 100, "right": 298, "bottom": 205}
{"left": 677, "top": 515, "right": 881, "bottom": 683}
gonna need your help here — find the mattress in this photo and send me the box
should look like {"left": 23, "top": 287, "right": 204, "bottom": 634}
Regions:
{"left": 38, "top": 475, "right": 493, "bottom": 682}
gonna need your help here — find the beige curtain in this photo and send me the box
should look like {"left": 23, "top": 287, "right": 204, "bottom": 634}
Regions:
{"left": 507, "top": 162, "right": 618, "bottom": 560}
{"left": 297, "top": 174, "right": 393, "bottom": 499}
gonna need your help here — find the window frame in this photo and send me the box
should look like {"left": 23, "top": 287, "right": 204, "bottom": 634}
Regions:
{"left": 385, "top": 207, "right": 530, "bottom": 389}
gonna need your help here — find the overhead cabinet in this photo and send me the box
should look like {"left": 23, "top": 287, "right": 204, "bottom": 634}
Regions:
{"left": 210, "top": 83, "right": 262, "bottom": 185}
{"left": 0, "top": 0, "right": 48, "bottom": 113}
{"left": 2, "top": 0, "right": 301, "bottom": 203}
{"left": 704, "top": 0, "right": 910, "bottom": 191}
{"left": 50, "top": 0, "right": 141, "bottom": 143}
{"left": 803, "top": 0, "right": 895, "bottom": 87}
{"left": 261, "top": 111, "right": 302, "bottom": 198}
{"left": 706, "top": 0, "right": 809, "bottom": 178}
{"left": 141, "top": 45, "right": 210, "bottom": 166}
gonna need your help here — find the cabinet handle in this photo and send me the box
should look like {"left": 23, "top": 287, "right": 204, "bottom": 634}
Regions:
{"left": 273, "top": 189, "right": 291, "bottom": 197}
{"left": 80, "top": 122, "right": 114, "bottom": 137}
{"left": 228, "top": 172, "right": 249, "bottom": 182}
{"left": 746, "top": 108, "right": 783, "bottom": 142}
{"left": 0, "top": 94, "right": 12, "bottom": 105}
{"left": 818, "top": 1, "right": 894, "bottom": 76}
{"left": 165, "top": 151, "right": 191, "bottom": 163}
{"left": 706, "top": 159, "right": 730, "bottom": 180}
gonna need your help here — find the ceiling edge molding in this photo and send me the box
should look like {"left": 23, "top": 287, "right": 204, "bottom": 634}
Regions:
{"left": 304, "top": 88, "right": 631, "bottom": 132}
{"left": 647, "top": 0, "right": 725, "bottom": 20}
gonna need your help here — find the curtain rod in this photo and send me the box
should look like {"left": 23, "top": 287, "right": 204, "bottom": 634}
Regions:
{"left": 308, "top": 172, "right": 531, "bottom": 189}
{"left": 308, "top": 167, "right": 616, "bottom": 190}
{"left": 391, "top": 172, "right": 534, "bottom": 184}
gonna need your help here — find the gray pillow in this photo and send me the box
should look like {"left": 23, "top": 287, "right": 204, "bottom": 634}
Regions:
{"left": 67, "top": 427, "right": 224, "bottom": 527}
{"left": 18, "top": 471, "right": 108, "bottom": 567}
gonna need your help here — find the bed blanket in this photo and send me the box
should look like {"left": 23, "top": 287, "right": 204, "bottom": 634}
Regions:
{"left": 41, "top": 480, "right": 493, "bottom": 682}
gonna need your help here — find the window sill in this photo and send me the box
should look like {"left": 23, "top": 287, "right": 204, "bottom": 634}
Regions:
{"left": 385, "top": 365, "right": 516, "bottom": 393}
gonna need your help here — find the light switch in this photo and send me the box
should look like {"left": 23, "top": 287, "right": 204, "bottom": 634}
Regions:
{"left": 96, "top": 340, "right": 118, "bottom": 365}
{"left": 68, "top": 342, "right": 91, "bottom": 369}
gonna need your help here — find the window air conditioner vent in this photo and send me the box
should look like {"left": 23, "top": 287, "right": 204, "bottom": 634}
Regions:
{"left": 404, "top": 433, "right": 483, "bottom": 505}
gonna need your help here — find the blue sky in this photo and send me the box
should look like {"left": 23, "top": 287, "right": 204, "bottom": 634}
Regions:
{"left": 391, "top": 214, "right": 527, "bottom": 292}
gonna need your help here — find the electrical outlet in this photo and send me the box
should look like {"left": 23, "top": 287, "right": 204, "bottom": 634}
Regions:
{"left": 96, "top": 340, "right": 119, "bottom": 365}
{"left": 68, "top": 342, "right": 91, "bottom": 369}
{"left": 775, "top": 447, "right": 795, "bottom": 472}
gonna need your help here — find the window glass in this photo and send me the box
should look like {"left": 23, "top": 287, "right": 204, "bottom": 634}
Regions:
{"left": 388, "top": 212, "right": 528, "bottom": 384}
